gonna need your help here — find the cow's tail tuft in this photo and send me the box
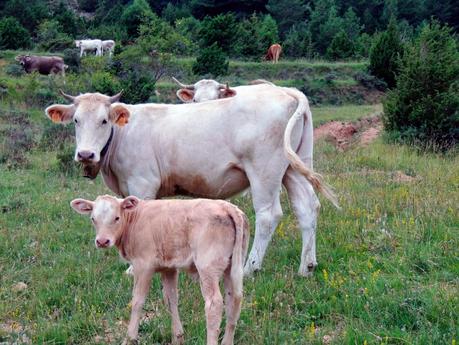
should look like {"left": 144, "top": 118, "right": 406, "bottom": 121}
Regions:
{"left": 282, "top": 88, "right": 340, "bottom": 209}
{"left": 226, "top": 204, "right": 249, "bottom": 297}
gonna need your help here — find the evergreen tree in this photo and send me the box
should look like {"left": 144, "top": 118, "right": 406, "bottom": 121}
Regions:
{"left": 283, "top": 22, "right": 314, "bottom": 58}
{"left": 199, "top": 13, "right": 238, "bottom": 55}
{"left": 326, "top": 30, "right": 355, "bottom": 60}
{"left": 384, "top": 21, "right": 459, "bottom": 150}
{"left": 121, "top": 0, "right": 153, "bottom": 39}
{"left": 369, "top": 16, "right": 404, "bottom": 88}
{"left": 266, "top": 0, "right": 307, "bottom": 37}
{"left": 0, "top": 17, "right": 31, "bottom": 49}
{"left": 193, "top": 42, "right": 229, "bottom": 76}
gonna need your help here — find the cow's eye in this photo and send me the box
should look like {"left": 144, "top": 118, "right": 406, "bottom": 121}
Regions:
{"left": 102, "top": 119, "right": 107, "bottom": 125}
{"left": 74, "top": 118, "right": 78, "bottom": 124}
{"left": 91, "top": 217, "right": 94, "bottom": 222}
{"left": 115, "top": 216, "right": 120, "bottom": 222}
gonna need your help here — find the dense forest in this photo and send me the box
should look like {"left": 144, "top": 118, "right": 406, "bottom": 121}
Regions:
{"left": 0, "top": 0, "right": 458, "bottom": 60}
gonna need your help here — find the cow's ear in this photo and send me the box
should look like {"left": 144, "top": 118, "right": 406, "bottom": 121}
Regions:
{"left": 70, "top": 198, "right": 94, "bottom": 215}
{"left": 45, "top": 104, "right": 75, "bottom": 124}
{"left": 121, "top": 196, "right": 140, "bottom": 211}
{"left": 176, "top": 89, "right": 195, "bottom": 103}
{"left": 110, "top": 104, "right": 130, "bottom": 126}
{"left": 219, "top": 87, "right": 237, "bottom": 99}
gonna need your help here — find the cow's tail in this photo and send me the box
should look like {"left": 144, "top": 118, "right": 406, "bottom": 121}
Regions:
{"left": 282, "top": 88, "right": 340, "bottom": 209}
{"left": 226, "top": 204, "right": 249, "bottom": 297}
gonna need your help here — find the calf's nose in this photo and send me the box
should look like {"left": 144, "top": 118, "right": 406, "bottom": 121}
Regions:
{"left": 77, "top": 151, "right": 95, "bottom": 162}
{"left": 96, "top": 238, "right": 110, "bottom": 248}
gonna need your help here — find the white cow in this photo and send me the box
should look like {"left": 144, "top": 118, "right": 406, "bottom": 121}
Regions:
{"left": 46, "top": 87, "right": 338, "bottom": 276}
{"left": 75, "top": 39, "right": 103, "bottom": 57}
{"left": 102, "top": 40, "right": 115, "bottom": 57}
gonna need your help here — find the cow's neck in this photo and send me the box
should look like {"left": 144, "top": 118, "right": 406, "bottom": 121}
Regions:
{"left": 100, "top": 126, "right": 124, "bottom": 196}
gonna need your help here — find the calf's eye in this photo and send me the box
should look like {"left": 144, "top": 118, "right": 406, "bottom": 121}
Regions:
{"left": 102, "top": 119, "right": 107, "bottom": 125}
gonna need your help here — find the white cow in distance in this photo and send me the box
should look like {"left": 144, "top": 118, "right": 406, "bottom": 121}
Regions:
{"left": 102, "top": 40, "right": 115, "bottom": 57}
{"left": 75, "top": 39, "right": 103, "bottom": 57}
{"left": 46, "top": 85, "right": 339, "bottom": 277}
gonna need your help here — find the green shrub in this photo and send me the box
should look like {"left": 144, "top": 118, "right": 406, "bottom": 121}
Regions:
{"left": 383, "top": 21, "right": 459, "bottom": 150}
{"left": 36, "top": 19, "right": 73, "bottom": 51}
{"left": 369, "top": 17, "right": 404, "bottom": 88}
{"left": 121, "top": 0, "right": 153, "bottom": 39}
{"left": 56, "top": 144, "right": 78, "bottom": 175}
{"left": 119, "top": 68, "right": 156, "bottom": 104}
{"left": 354, "top": 71, "right": 387, "bottom": 91}
{"left": 91, "top": 71, "right": 122, "bottom": 95}
{"left": 326, "top": 30, "right": 355, "bottom": 60}
{"left": 192, "top": 43, "right": 229, "bottom": 77}
{"left": 0, "top": 17, "right": 31, "bottom": 49}
{"left": 5, "top": 63, "right": 25, "bottom": 77}
{"left": 62, "top": 48, "right": 81, "bottom": 73}
{"left": 355, "top": 33, "right": 373, "bottom": 58}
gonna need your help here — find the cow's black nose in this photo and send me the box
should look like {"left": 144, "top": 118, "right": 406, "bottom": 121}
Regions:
{"left": 77, "top": 151, "right": 95, "bottom": 161}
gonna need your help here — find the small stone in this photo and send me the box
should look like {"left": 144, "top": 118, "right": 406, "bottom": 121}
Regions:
{"left": 12, "top": 282, "right": 28, "bottom": 292}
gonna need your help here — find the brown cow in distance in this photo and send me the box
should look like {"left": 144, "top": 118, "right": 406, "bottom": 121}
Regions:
{"left": 265, "top": 43, "right": 282, "bottom": 63}
{"left": 15, "top": 55, "right": 67, "bottom": 76}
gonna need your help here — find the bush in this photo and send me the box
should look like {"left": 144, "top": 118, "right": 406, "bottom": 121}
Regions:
{"left": 121, "top": 0, "right": 153, "bottom": 39}
{"left": 119, "top": 68, "right": 156, "bottom": 104}
{"left": 369, "top": 17, "right": 404, "bottom": 88}
{"left": 192, "top": 43, "right": 229, "bottom": 77}
{"left": 5, "top": 63, "right": 25, "bottom": 77}
{"left": 354, "top": 71, "right": 387, "bottom": 91}
{"left": 383, "top": 21, "right": 459, "bottom": 150}
{"left": 62, "top": 48, "right": 81, "bottom": 73}
{"left": 326, "top": 30, "right": 355, "bottom": 60}
{"left": 91, "top": 71, "right": 122, "bottom": 95}
{"left": 37, "top": 19, "right": 73, "bottom": 51}
{"left": 0, "top": 17, "right": 31, "bottom": 49}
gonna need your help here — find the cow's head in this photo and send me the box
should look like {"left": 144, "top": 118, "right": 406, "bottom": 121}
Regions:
{"left": 173, "top": 77, "right": 236, "bottom": 103}
{"left": 45, "top": 91, "right": 128, "bottom": 178}
{"left": 75, "top": 40, "right": 81, "bottom": 47}
{"left": 15, "top": 55, "right": 31, "bottom": 66}
{"left": 71, "top": 195, "right": 140, "bottom": 249}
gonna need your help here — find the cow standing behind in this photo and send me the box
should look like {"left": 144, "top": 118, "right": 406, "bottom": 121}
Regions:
{"left": 102, "top": 40, "right": 115, "bottom": 57}
{"left": 75, "top": 39, "right": 103, "bottom": 57}
{"left": 265, "top": 44, "right": 282, "bottom": 63}
{"left": 15, "top": 55, "right": 67, "bottom": 77}
{"left": 71, "top": 195, "right": 249, "bottom": 345}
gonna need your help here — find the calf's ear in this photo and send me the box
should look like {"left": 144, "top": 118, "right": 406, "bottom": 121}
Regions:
{"left": 176, "top": 89, "right": 195, "bottom": 103}
{"left": 110, "top": 104, "right": 130, "bottom": 126}
{"left": 45, "top": 104, "right": 75, "bottom": 124}
{"left": 70, "top": 198, "right": 94, "bottom": 215}
{"left": 121, "top": 196, "right": 140, "bottom": 211}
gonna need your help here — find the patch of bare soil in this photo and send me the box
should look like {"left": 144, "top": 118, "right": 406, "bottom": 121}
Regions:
{"left": 314, "top": 114, "right": 382, "bottom": 150}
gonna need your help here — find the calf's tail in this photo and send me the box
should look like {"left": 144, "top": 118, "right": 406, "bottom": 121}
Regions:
{"left": 226, "top": 205, "right": 249, "bottom": 296}
{"left": 282, "top": 87, "right": 340, "bottom": 209}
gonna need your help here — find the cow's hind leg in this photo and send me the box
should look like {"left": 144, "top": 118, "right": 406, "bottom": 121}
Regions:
{"left": 243, "top": 167, "right": 283, "bottom": 275}
{"left": 161, "top": 270, "right": 184, "bottom": 345}
{"left": 283, "top": 168, "right": 320, "bottom": 277}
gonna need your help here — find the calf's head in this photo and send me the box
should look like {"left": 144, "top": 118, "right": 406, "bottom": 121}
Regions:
{"left": 45, "top": 91, "right": 127, "bottom": 178}
{"left": 71, "top": 195, "right": 140, "bottom": 248}
{"left": 173, "top": 77, "right": 236, "bottom": 103}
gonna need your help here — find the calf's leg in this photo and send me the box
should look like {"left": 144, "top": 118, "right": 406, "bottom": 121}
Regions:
{"left": 125, "top": 267, "right": 154, "bottom": 342}
{"left": 161, "top": 270, "right": 184, "bottom": 345}
{"left": 198, "top": 270, "right": 224, "bottom": 345}
{"left": 221, "top": 269, "right": 242, "bottom": 345}
{"left": 283, "top": 169, "right": 320, "bottom": 276}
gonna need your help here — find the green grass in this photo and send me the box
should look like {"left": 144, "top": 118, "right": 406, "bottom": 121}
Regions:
{"left": 1, "top": 102, "right": 458, "bottom": 344}
{"left": 312, "top": 104, "right": 383, "bottom": 127}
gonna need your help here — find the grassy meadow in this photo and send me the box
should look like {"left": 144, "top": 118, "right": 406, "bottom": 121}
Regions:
{"left": 0, "top": 54, "right": 458, "bottom": 345}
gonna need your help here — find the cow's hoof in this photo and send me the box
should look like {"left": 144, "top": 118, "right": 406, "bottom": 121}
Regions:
{"left": 243, "top": 263, "right": 261, "bottom": 277}
{"left": 172, "top": 333, "right": 185, "bottom": 345}
{"left": 298, "top": 263, "right": 317, "bottom": 277}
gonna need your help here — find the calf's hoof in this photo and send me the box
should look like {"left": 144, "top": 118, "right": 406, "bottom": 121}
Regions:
{"left": 172, "top": 333, "right": 185, "bottom": 345}
{"left": 122, "top": 338, "right": 138, "bottom": 345}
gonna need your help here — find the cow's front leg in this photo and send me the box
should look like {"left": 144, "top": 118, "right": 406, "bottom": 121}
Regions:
{"left": 125, "top": 266, "right": 154, "bottom": 343}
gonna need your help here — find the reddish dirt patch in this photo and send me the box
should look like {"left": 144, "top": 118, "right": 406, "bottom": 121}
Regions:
{"left": 314, "top": 114, "right": 382, "bottom": 150}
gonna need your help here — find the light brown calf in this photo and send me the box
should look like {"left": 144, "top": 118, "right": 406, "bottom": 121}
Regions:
{"left": 265, "top": 43, "right": 282, "bottom": 63}
{"left": 70, "top": 195, "right": 249, "bottom": 345}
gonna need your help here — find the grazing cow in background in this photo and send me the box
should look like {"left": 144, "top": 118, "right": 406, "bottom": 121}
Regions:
{"left": 265, "top": 43, "right": 282, "bottom": 63}
{"left": 46, "top": 87, "right": 338, "bottom": 277}
{"left": 71, "top": 195, "right": 249, "bottom": 345}
{"left": 102, "top": 40, "right": 115, "bottom": 57}
{"left": 75, "top": 39, "right": 103, "bottom": 57}
{"left": 15, "top": 55, "right": 67, "bottom": 77}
